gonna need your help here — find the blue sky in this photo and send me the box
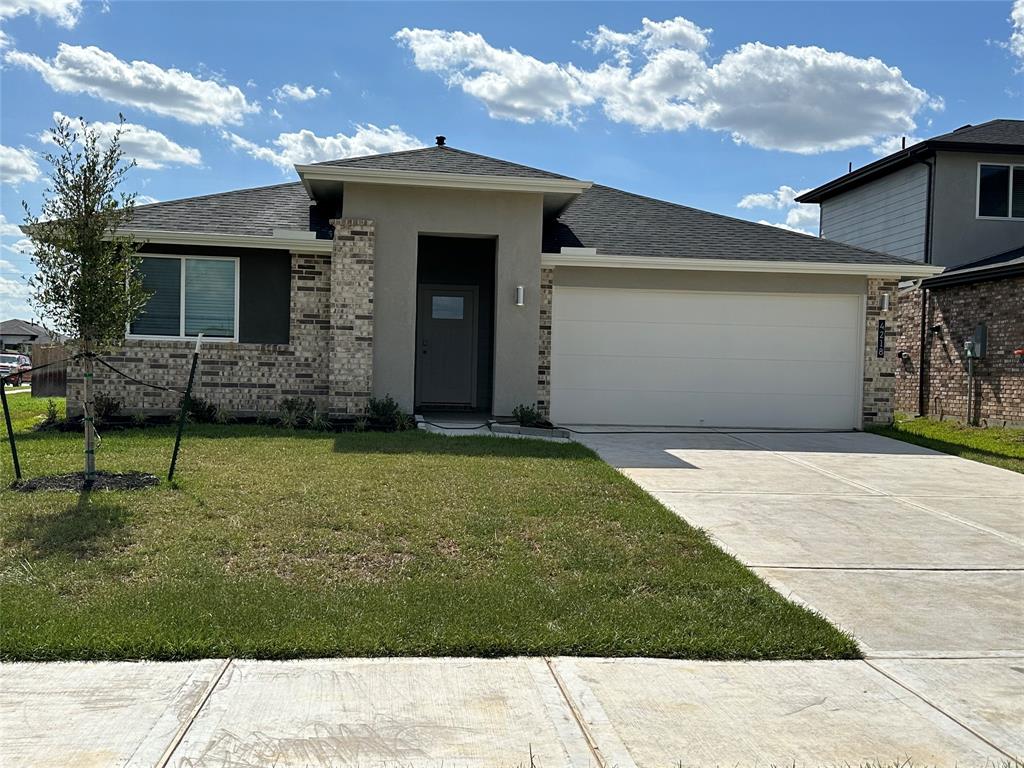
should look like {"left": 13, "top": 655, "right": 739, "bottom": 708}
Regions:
{"left": 1, "top": 0, "right": 1021, "bottom": 318}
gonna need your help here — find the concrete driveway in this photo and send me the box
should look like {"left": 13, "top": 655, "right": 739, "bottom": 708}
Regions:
{"left": 575, "top": 428, "right": 1024, "bottom": 757}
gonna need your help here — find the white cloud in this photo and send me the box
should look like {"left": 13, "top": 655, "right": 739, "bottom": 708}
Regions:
{"left": 1, "top": 238, "right": 34, "bottom": 255}
{"left": 396, "top": 18, "right": 936, "bottom": 154}
{"left": 871, "top": 134, "right": 923, "bottom": 157}
{"left": 739, "top": 185, "right": 819, "bottom": 236}
{"left": 223, "top": 124, "right": 423, "bottom": 171}
{"left": 273, "top": 83, "right": 330, "bottom": 102}
{"left": 0, "top": 257, "right": 18, "bottom": 272}
{"left": 394, "top": 28, "right": 596, "bottom": 124}
{"left": 0, "top": 273, "right": 32, "bottom": 318}
{"left": 0, "top": 213, "right": 23, "bottom": 238}
{"left": 1011, "top": 0, "right": 1024, "bottom": 66}
{"left": 0, "top": 0, "right": 81, "bottom": 26}
{"left": 0, "top": 144, "right": 41, "bottom": 183}
{"left": 43, "top": 111, "right": 202, "bottom": 169}
{"left": 135, "top": 194, "right": 159, "bottom": 205}
{"left": 5, "top": 43, "right": 260, "bottom": 126}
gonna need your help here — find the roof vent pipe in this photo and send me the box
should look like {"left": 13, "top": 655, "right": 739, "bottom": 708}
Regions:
{"left": 902, "top": 136, "right": 906, "bottom": 149}
{"left": 435, "top": 135, "right": 446, "bottom": 146}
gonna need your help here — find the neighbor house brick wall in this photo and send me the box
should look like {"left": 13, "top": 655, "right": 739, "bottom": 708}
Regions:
{"left": 894, "top": 285, "right": 923, "bottom": 415}
{"left": 862, "top": 277, "right": 901, "bottom": 426}
{"left": 895, "top": 277, "right": 1024, "bottom": 426}
{"left": 328, "top": 219, "right": 375, "bottom": 416}
{"left": 536, "top": 266, "right": 553, "bottom": 418}
{"left": 67, "top": 252, "right": 334, "bottom": 417}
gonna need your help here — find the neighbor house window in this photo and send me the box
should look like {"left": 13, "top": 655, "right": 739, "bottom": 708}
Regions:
{"left": 129, "top": 255, "right": 238, "bottom": 339}
{"left": 978, "top": 163, "right": 1024, "bottom": 219}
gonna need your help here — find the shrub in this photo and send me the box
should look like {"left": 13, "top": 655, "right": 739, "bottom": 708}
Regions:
{"left": 367, "top": 394, "right": 414, "bottom": 432}
{"left": 182, "top": 395, "right": 219, "bottom": 424}
{"left": 278, "top": 397, "right": 315, "bottom": 429}
{"left": 353, "top": 416, "right": 369, "bottom": 433}
{"left": 43, "top": 398, "right": 59, "bottom": 426}
{"left": 512, "top": 403, "right": 543, "bottom": 428}
{"left": 93, "top": 393, "right": 123, "bottom": 425}
{"left": 308, "top": 408, "right": 332, "bottom": 432}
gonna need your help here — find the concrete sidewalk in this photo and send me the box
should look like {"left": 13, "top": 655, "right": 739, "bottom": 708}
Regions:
{"left": 1, "top": 656, "right": 1014, "bottom": 767}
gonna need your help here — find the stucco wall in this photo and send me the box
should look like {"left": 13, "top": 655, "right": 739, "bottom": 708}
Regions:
{"left": 342, "top": 184, "right": 544, "bottom": 416}
{"left": 931, "top": 150, "right": 1024, "bottom": 267}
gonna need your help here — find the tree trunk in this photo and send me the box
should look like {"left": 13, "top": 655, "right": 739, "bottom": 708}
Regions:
{"left": 82, "top": 340, "right": 96, "bottom": 481}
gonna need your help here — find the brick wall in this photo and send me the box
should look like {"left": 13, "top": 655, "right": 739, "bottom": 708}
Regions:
{"left": 328, "top": 219, "right": 375, "bottom": 416}
{"left": 68, "top": 220, "right": 378, "bottom": 418}
{"left": 862, "top": 277, "right": 901, "bottom": 426}
{"left": 536, "top": 267, "right": 553, "bottom": 418}
{"left": 895, "top": 276, "right": 1024, "bottom": 426}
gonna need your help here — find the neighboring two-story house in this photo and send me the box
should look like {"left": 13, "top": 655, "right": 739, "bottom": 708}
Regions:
{"left": 797, "top": 120, "right": 1024, "bottom": 426}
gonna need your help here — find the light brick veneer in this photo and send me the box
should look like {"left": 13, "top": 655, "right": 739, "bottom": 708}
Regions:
{"left": 862, "top": 277, "right": 900, "bottom": 426}
{"left": 68, "top": 220, "right": 377, "bottom": 418}
{"left": 328, "top": 219, "right": 375, "bottom": 416}
{"left": 536, "top": 267, "right": 553, "bottom": 418}
{"left": 895, "top": 276, "right": 1023, "bottom": 426}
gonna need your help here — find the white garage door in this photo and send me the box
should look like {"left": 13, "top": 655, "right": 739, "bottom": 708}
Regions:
{"left": 550, "top": 286, "right": 863, "bottom": 429}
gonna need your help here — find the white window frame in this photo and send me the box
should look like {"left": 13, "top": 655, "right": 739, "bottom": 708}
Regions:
{"left": 976, "top": 162, "right": 1024, "bottom": 221}
{"left": 127, "top": 253, "right": 240, "bottom": 342}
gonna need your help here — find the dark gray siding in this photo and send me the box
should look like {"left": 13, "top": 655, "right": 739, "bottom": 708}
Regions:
{"left": 819, "top": 163, "right": 929, "bottom": 261}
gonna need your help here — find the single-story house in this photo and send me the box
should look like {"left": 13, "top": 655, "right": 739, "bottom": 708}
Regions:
{"left": 0, "top": 319, "right": 60, "bottom": 353}
{"left": 73, "top": 137, "right": 940, "bottom": 429}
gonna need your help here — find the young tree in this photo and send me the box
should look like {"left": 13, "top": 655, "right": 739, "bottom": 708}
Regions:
{"left": 22, "top": 114, "right": 148, "bottom": 481}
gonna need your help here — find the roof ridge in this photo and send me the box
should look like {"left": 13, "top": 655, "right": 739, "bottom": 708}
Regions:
{"left": 311, "top": 144, "right": 434, "bottom": 167}
{"left": 584, "top": 184, "right": 918, "bottom": 265}
{"left": 132, "top": 180, "right": 306, "bottom": 210}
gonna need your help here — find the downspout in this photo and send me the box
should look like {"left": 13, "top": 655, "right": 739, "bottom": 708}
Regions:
{"left": 917, "top": 155, "right": 935, "bottom": 416}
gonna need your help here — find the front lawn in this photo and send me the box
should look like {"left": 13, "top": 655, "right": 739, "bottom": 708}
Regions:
{"left": 1, "top": 393, "right": 857, "bottom": 661}
{"left": 869, "top": 415, "right": 1024, "bottom": 474}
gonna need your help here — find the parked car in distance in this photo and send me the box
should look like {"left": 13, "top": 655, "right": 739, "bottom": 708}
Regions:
{"left": 0, "top": 353, "right": 31, "bottom": 385}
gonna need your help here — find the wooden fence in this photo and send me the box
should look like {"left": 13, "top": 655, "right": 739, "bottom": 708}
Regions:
{"left": 30, "top": 343, "right": 68, "bottom": 398}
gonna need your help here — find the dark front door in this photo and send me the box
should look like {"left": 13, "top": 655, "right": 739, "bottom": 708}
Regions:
{"left": 415, "top": 285, "right": 478, "bottom": 408}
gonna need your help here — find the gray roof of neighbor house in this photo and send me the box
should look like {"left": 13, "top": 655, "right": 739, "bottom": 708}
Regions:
{"left": 126, "top": 145, "right": 919, "bottom": 266}
{"left": 921, "top": 244, "right": 1024, "bottom": 288}
{"left": 0, "top": 318, "right": 55, "bottom": 341}
{"left": 797, "top": 119, "right": 1024, "bottom": 204}
{"left": 314, "top": 144, "right": 575, "bottom": 180}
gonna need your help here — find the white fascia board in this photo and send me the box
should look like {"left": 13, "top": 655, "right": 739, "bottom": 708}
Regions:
{"left": 295, "top": 164, "right": 592, "bottom": 195}
{"left": 540, "top": 252, "right": 944, "bottom": 277}
{"left": 118, "top": 228, "right": 333, "bottom": 254}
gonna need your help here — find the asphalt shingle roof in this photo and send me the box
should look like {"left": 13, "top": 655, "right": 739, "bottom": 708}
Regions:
{"left": 129, "top": 182, "right": 311, "bottom": 236}
{"left": 543, "top": 184, "right": 916, "bottom": 265}
{"left": 314, "top": 145, "right": 575, "bottom": 180}
{"left": 928, "top": 119, "right": 1024, "bottom": 146}
{"left": 124, "top": 147, "right": 917, "bottom": 266}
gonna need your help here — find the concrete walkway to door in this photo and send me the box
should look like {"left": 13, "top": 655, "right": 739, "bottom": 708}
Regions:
{"left": 574, "top": 428, "right": 1024, "bottom": 759}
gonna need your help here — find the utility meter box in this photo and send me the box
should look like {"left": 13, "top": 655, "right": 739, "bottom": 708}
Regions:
{"left": 965, "top": 323, "right": 987, "bottom": 359}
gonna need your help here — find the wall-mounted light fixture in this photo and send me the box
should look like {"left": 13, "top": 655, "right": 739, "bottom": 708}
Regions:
{"left": 880, "top": 293, "right": 891, "bottom": 312}
{"left": 515, "top": 285, "right": 525, "bottom": 307}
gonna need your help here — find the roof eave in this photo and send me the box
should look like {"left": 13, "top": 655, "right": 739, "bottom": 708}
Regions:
{"left": 921, "top": 262, "right": 1024, "bottom": 288}
{"left": 541, "top": 252, "right": 942, "bottom": 277}
{"left": 797, "top": 140, "right": 1024, "bottom": 204}
{"left": 294, "top": 164, "right": 593, "bottom": 195}
{"left": 114, "top": 228, "right": 333, "bottom": 254}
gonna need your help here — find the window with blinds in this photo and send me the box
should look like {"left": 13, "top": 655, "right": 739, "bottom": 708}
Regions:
{"left": 130, "top": 255, "right": 237, "bottom": 339}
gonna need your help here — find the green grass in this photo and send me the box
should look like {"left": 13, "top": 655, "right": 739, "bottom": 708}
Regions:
{"left": 1, "top": 393, "right": 857, "bottom": 662}
{"left": 868, "top": 414, "right": 1024, "bottom": 474}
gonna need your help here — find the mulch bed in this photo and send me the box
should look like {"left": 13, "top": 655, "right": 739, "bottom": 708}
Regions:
{"left": 12, "top": 471, "right": 159, "bottom": 493}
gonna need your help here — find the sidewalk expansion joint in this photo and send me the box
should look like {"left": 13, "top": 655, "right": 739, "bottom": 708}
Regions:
{"left": 543, "top": 657, "right": 608, "bottom": 768}
{"left": 155, "top": 657, "right": 233, "bottom": 768}
{"left": 862, "top": 659, "right": 1017, "bottom": 761}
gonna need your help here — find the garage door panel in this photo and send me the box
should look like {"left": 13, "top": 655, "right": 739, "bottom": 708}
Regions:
{"left": 553, "top": 355, "right": 859, "bottom": 397}
{"left": 550, "top": 286, "right": 862, "bottom": 429}
{"left": 554, "top": 288, "right": 861, "bottom": 328}
{"left": 554, "top": 320, "right": 859, "bottom": 363}
{"left": 550, "top": 387, "right": 857, "bottom": 429}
